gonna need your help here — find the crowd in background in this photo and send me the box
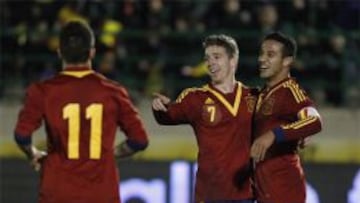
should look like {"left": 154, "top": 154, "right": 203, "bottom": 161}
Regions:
{"left": 1, "top": 0, "right": 359, "bottom": 107}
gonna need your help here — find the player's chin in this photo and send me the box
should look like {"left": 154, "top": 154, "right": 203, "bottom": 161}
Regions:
{"left": 259, "top": 72, "right": 270, "bottom": 79}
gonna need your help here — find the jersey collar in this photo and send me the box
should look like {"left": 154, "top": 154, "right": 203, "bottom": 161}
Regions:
{"left": 256, "top": 77, "right": 294, "bottom": 112}
{"left": 262, "top": 77, "right": 293, "bottom": 94}
{"left": 61, "top": 66, "right": 94, "bottom": 78}
{"left": 204, "top": 82, "right": 242, "bottom": 117}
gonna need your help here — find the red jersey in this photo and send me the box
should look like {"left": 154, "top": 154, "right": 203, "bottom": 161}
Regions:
{"left": 254, "top": 78, "right": 322, "bottom": 203}
{"left": 15, "top": 66, "right": 149, "bottom": 203}
{"left": 153, "top": 82, "right": 256, "bottom": 202}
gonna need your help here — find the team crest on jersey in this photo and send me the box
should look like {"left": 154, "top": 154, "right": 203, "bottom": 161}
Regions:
{"left": 245, "top": 95, "right": 256, "bottom": 113}
{"left": 261, "top": 96, "right": 275, "bottom": 115}
{"left": 204, "top": 97, "right": 215, "bottom": 105}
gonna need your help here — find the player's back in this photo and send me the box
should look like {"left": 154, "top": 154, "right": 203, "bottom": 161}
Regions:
{"left": 38, "top": 68, "right": 125, "bottom": 203}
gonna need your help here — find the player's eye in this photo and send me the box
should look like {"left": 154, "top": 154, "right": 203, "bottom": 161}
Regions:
{"left": 214, "top": 54, "right": 221, "bottom": 59}
{"left": 268, "top": 52, "right": 275, "bottom": 57}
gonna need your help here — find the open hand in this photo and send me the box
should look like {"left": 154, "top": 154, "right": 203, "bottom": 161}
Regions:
{"left": 152, "top": 92, "right": 171, "bottom": 112}
{"left": 251, "top": 131, "right": 275, "bottom": 163}
{"left": 30, "top": 148, "right": 47, "bottom": 172}
{"left": 297, "top": 136, "right": 311, "bottom": 150}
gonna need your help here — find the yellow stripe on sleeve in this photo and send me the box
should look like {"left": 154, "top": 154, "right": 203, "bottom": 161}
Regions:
{"left": 282, "top": 116, "right": 318, "bottom": 130}
{"left": 175, "top": 87, "right": 206, "bottom": 103}
{"left": 283, "top": 81, "right": 307, "bottom": 103}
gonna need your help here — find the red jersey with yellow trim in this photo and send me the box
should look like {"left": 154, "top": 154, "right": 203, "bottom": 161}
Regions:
{"left": 14, "top": 66, "right": 148, "bottom": 203}
{"left": 253, "top": 78, "right": 322, "bottom": 203}
{"left": 153, "top": 82, "right": 256, "bottom": 202}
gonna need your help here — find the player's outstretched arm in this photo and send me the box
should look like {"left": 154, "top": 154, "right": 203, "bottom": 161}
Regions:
{"left": 152, "top": 90, "right": 193, "bottom": 125}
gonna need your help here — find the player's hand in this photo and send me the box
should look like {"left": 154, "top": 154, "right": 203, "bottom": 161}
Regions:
{"left": 297, "top": 136, "right": 311, "bottom": 150}
{"left": 30, "top": 148, "right": 47, "bottom": 172}
{"left": 181, "top": 65, "right": 192, "bottom": 76}
{"left": 152, "top": 92, "right": 171, "bottom": 112}
{"left": 251, "top": 131, "right": 275, "bottom": 163}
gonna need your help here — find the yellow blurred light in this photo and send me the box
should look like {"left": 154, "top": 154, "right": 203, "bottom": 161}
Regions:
{"left": 100, "top": 34, "right": 116, "bottom": 47}
{"left": 103, "top": 19, "right": 123, "bottom": 34}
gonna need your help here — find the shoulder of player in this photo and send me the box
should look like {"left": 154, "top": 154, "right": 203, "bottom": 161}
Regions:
{"left": 177, "top": 82, "right": 256, "bottom": 99}
{"left": 175, "top": 86, "right": 209, "bottom": 103}
{"left": 239, "top": 83, "right": 259, "bottom": 96}
{"left": 92, "top": 73, "right": 128, "bottom": 92}
{"left": 22, "top": 81, "right": 47, "bottom": 98}
{"left": 280, "top": 79, "right": 308, "bottom": 103}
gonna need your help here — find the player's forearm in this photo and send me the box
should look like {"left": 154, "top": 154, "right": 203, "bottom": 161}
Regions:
{"left": 152, "top": 109, "right": 179, "bottom": 125}
{"left": 19, "top": 144, "right": 38, "bottom": 159}
{"left": 115, "top": 140, "right": 148, "bottom": 158}
{"left": 14, "top": 133, "right": 35, "bottom": 159}
{"left": 115, "top": 142, "right": 136, "bottom": 158}
{"left": 272, "top": 116, "right": 322, "bottom": 143}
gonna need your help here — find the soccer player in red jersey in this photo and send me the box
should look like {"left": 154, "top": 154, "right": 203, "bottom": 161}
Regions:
{"left": 152, "top": 34, "right": 256, "bottom": 203}
{"left": 14, "top": 21, "right": 149, "bottom": 203}
{"left": 250, "top": 32, "right": 323, "bottom": 203}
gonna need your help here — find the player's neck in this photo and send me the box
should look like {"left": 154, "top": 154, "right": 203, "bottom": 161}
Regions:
{"left": 63, "top": 61, "right": 92, "bottom": 69}
{"left": 266, "top": 73, "right": 290, "bottom": 88}
{"left": 213, "top": 78, "right": 236, "bottom": 94}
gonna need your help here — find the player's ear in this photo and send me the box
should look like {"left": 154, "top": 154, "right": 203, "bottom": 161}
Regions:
{"left": 230, "top": 56, "right": 238, "bottom": 71}
{"left": 89, "top": 48, "right": 96, "bottom": 60}
{"left": 283, "top": 56, "right": 293, "bottom": 67}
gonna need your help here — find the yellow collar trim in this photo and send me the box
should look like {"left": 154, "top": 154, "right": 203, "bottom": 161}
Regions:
{"left": 204, "top": 82, "right": 242, "bottom": 117}
{"left": 263, "top": 84, "right": 283, "bottom": 101}
{"left": 256, "top": 79, "right": 289, "bottom": 112}
{"left": 61, "top": 70, "right": 94, "bottom": 78}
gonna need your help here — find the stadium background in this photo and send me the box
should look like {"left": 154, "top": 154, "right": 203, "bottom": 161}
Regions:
{"left": 0, "top": 0, "right": 359, "bottom": 202}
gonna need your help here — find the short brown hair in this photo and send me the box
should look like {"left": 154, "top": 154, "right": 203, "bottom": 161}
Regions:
{"left": 203, "top": 34, "right": 239, "bottom": 59}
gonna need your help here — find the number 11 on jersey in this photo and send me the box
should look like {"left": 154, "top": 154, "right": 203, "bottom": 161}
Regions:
{"left": 63, "top": 103, "right": 103, "bottom": 160}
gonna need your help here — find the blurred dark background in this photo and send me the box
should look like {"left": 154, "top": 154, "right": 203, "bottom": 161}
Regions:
{"left": 1, "top": 0, "right": 359, "bottom": 106}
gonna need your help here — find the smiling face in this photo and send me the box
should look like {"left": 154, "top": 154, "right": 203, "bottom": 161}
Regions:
{"left": 204, "top": 45, "right": 236, "bottom": 85}
{"left": 258, "top": 39, "right": 292, "bottom": 84}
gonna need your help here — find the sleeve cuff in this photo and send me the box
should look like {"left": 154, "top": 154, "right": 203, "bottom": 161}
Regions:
{"left": 126, "top": 139, "right": 148, "bottom": 151}
{"left": 14, "top": 133, "right": 32, "bottom": 145}
{"left": 272, "top": 127, "right": 286, "bottom": 143}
